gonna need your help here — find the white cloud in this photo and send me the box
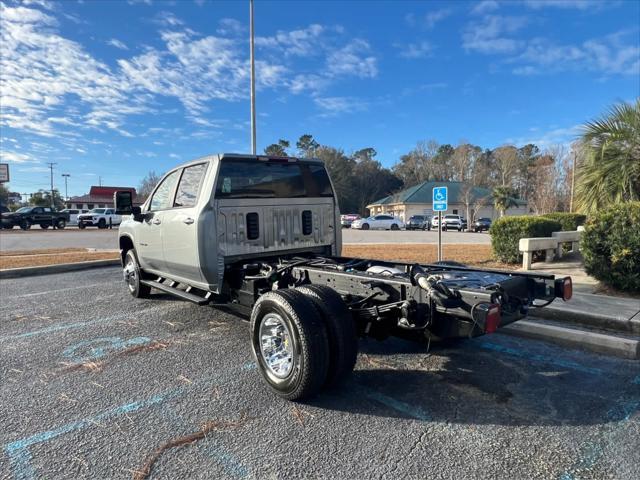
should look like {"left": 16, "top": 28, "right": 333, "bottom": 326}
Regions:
{"left": 22, "top": 0, "right": 56, "bottom": 10}
{"left": 107, "top": 38, "right": 128, "bottom": 50}
{"left": 216, "top": 18, "right": 244, "bottom": 36}
{"left": 462, "top": 15, "right": 528, "bottom": 54}
{"left": 314, "top": 96, "right": 368, "bottom": 116}
{"left": 512, "top": 31, "right": 640, "bottom": 76}
{"left": 396, "top": 41, "right": 433, "bottom": 59}
{"left": 425, "top": 8, "right": 452, "bottom": 29}
{"left": 326, "top": 39, "right": 377, "bottom": 78}
{"left": 504, "top": 125, "right": 582, "bottom": 149}
{"left": 256, "top": 24, "right": 326, "bottom": 57}
{"left": 0, "top": 151, "right": 34, "bottom": 163}
{"left": 523, "top": 0, "right": 609, "bottom": 10}
{"left": 471, "top": 1, "right": 500, "bottom": 15}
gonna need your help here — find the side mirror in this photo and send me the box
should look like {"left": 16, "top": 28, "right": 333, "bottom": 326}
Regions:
{"left": 114, "top": 191, "right": 133, "bottom": 214}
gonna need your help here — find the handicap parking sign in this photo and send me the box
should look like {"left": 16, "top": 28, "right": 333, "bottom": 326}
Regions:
{"left": 433, "top": 186, "right": 448, "bottom": 211}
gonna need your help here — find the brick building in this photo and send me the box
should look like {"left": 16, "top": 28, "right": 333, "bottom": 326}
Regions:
{"left": 65, "top": 186, "right": 142, "bottom": 210}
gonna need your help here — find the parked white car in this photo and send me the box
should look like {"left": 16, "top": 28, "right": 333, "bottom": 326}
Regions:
{"left": 77, "top": 208, "right": 121, "bottom": 229}
{"left": 60, "top": 208, "right": 89, "bottom": 226}
{"left": 351, "top": 214, "right": 405, "bottom": 230}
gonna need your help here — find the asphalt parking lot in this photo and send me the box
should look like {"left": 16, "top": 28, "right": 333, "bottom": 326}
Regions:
{"left": 0, "top": 227, "right": 489, "bottom": 252}
{"left": 1, "top": 267, "right": 639, "bottom": 479}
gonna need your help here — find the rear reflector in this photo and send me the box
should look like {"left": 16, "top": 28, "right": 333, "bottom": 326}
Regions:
{"left": 562, "top": 276, "right": 572, "bottom": 301}
{"left": 485, "top": 304, "right": 501, "bottom": 334}
{"left": 554, "top": 276, "right": 573, "bottom": 301}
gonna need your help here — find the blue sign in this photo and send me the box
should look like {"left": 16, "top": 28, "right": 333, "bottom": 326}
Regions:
{"left": 433, "top": 186, "right": 448, "bottom": 211}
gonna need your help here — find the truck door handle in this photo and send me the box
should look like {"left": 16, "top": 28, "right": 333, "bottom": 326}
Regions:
{"left": 183, "top": 218, "right": 194, "bottom": 225}
{"left": 152, "top": 218, "right": 161, "bottom": 225}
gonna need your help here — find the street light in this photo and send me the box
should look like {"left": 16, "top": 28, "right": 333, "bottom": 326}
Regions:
{"left": 62, "top": 173, "right": 70, "bottom": 203}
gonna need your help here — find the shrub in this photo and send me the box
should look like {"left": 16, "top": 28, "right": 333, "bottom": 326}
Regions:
{"left": 540, "top": 212, "right": 587, "bottom": 231}
{"left": 490, "top": 216, "right": 562, "bottom": 263}
{"left": 581, "top": 202, "right": 640, "bottom": 292}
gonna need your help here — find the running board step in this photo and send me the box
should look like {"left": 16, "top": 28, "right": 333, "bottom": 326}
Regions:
{"left": 141, "top": 280, "right": 210, "bottom": 305}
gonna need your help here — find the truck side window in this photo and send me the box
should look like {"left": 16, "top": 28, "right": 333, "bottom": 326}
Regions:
{"left": 150, "top": 170, "right": 180, "bottom": 211}
{"left": 174, "top": 163, "right": 207, "bottom": 208}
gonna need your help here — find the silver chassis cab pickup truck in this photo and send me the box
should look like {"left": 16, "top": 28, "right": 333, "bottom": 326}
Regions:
{"left": 115, "top": 153, "right": 572, "bottom": 401}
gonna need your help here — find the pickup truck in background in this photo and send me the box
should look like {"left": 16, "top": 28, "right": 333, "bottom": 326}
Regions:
{"left": 78, "top": 208, "right": 121, "bottom": 229}
{"left": 114, "top": 153, "right": 572, "bottom": 401}
{"left": 1, "top": 206, "right": 70, "bottom": 230}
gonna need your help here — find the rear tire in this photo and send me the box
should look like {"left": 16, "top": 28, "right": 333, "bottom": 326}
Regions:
{"left": 123, "top": 249, "right": 151, "bottom": 298}
{"left": 296, "top": 285, "right": 358, "bottom": 386}
{"left": 251, "top": 290, "right": 329, "bottom": 401}
{"left": 40, "top": 224, "right": 49, "bottom": 229}
{"left": 391, "top": 224, "right": 399, "bottom": 231}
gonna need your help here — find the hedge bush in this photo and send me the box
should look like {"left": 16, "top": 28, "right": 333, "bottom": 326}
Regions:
{"left": 540, "top": 212, "right": 587, "bottom": 231}
{"left": 581, "top": 202, "right": 640, "bottom": 292}
{"left": 490, "top": 216, "right": 562, "bottom": 263}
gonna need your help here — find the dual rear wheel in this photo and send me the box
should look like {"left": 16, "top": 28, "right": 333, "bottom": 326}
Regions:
{"left": 250, "top": 286, "right": 358, "bottom": 401}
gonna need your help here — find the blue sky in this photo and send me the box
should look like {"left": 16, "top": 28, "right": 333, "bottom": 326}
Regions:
{"left": 0, "top": 0, "right": 638, "bottom": 197}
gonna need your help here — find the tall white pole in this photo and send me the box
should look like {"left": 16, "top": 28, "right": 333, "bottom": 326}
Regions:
{"left": 249, "top": 0, "right": 257, "bottom": 155}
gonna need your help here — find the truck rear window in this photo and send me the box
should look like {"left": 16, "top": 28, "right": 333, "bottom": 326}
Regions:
{"left": 215, "top": 160, "right": 334, "bottom": 198}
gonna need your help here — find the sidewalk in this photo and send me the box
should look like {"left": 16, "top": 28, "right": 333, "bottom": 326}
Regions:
{"left": 521, "top": 252, "right": 640, "bottom": 334}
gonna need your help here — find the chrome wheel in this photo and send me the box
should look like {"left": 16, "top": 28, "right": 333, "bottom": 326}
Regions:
{"left": 123, "top": 257, "right": 137, "bottom": 293}
{"left": 259, "top": 313, "right": 294, "bottom": 379}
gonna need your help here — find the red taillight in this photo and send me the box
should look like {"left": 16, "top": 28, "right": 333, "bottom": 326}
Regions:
{"left": 562, "top": 277, "right": 572, "bottom": 301}
{"left": 485, "top": 304, "right": 501, "bottom": 333}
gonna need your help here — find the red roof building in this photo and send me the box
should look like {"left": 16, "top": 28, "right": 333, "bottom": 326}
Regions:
{"left": 66, "top": 186, "right": 142, "bottom": 210}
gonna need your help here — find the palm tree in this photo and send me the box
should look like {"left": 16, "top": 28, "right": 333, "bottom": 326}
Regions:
{"left": 492, "top": 186, "right": 518, "bottom": 217}
{"left": 575, "top": 99, "right": 640, "bottom": 215}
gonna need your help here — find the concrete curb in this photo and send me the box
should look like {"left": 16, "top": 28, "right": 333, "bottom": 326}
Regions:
{"left": 0, "top": 259, "right": 120, "bottom": 279}
{"left": 502, "top": 318, "right": 640, "bottom": 360}
{"left": 532, "top": 303, "right": 640, "bottom": 335}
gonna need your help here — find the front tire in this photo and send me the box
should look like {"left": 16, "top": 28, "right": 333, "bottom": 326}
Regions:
{"left": 20, "top": 220, "right": 31, "bottom": 230}
{"left": 56, "top": 219, "right": 66, "bottom": 229}
{"left": 361, "top": 223, "right": 370, "bottom": 230}
{"left": 40, "top": 224, "right": 49, "bottom": 229}
{"left": 98, "top": 218, "right": 106, "bottom": 229}
{"left": 123, "top": 249, "right": 151, "bottom": 298}
{"left": 391, "top": 223, "right": 400, "bottom": 231}
{"left": 251, "top": 290, "right": 329, "bottom": 401}
{"left": 78, "top": 223, "right": 86, "bottom": 229}
{"left": 296, "top": 285, "right": 358, "bottom": 386}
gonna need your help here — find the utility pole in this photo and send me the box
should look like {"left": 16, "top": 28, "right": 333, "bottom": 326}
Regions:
{"left": 249, "top": 0, "right": 257, "bottom": 155}
{"left": 62, "top": 173, "right": 70, "bottom": 203}
{"left": 99, "top": 176, "right": 102, "bottom": 187}
{"left": 47, "top": 162, "right": 57, "bottom": 209}
{"left": 569, "top": 150, "right": 576, "bottom": 213}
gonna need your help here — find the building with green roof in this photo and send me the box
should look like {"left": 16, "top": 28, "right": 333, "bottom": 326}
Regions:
{"left": 366, "top": 181, "right": 527, "bottom": 222}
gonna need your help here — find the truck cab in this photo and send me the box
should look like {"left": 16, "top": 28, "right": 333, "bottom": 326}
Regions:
{"left": 118, "top": 154, "right": 341, "bottom": 293}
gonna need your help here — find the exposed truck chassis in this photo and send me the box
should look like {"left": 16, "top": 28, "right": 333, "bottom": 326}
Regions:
{"left": 221, "top": 254, "right": 570, "bottom": 342}
{"left": 129, "top": 251, "right": 571, "bottom": 400}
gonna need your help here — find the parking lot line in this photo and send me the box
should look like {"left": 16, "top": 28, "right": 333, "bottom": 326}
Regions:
{"left": 0, "top": 304, "right": 178, "bottom": 343}
{"left": 476, "top": 339, "right": 604, "bottom": 375}
{"left": 11, "top": 283, "right": 112, "bottom": 299}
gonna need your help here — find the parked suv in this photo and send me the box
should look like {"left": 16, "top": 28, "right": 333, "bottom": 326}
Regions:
{"left": 406, "top": 215, "right": 431, "bottom": 231}
{"left": 432, "top": 214, "right": 464, "bottom": 231}
{"left": 472, "top": 217, "right": 492, "bottom": 232}
{"left": 78, "top": 208, "right": 121, "bottom": 229}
